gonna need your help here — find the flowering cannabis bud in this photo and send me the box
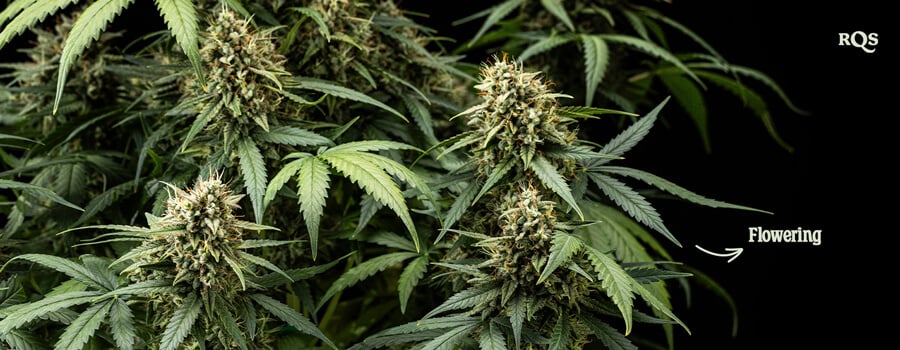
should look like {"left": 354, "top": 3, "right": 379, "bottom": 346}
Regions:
{"left": 467, "top": 54, "right": 577, "bottom": 177}
{"left": 186, "top": 8, "right": 288, "bottom": 143}
{"left": 488, "top": 182, "right": 557, "bottom": 284}
{"left": 129, "top": 174, "right": 249, "bottom": 295}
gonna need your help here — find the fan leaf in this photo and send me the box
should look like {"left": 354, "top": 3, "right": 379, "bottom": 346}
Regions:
{"left": 54, "top": 0, "right": 136, "bottom": 113}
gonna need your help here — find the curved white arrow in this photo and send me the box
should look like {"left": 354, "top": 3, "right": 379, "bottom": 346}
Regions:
{"left": 695, "top": 245, "right": 744, "bottom": 263}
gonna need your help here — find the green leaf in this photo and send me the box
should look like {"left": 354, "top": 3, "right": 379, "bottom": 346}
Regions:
{"left": 577, "top": 201, "right": 668, "bottom": 262}
{"left": 0, "top": 179, "right": 83, "bottom": 211}
{"left": 222, "top": 253, "right": 249, "bottom": 291}
{"left": 179, "top": 98, "right": 221, "bottom": 152}
{"left": 355, "top": 195, "right": 384, "bottom": 236}
{"left": 530, "top": 156, "right": 583, "bottom": 220}
{"left": 236, "top": 251, "right": 292, "bottom": 283}
{"left": 631, "top": 281, "right": 690, "bottom": 334}
{"left": 0, "top": 0, "right": 75, "bottom": 52}
{"left": 254, "top": 252, "right": 351, "bottom": 288}
{"left": 373, "top": 316, "right": 479, "bottom": 338}
{"left": 537, "top": 232, "right": 583, "bottom": 284}
{"left": 581, "top": 315, "right": 637, "bottom": 350}
{"left": 469, "top": 0, "right": 525, "bottom": 46}
{"left": 254, "top": 126, "right": 332, "bottom": 147}
{"left": 289, "top": 7, "right": 329, "bottom": 40}
{"left": 349, "top": 60, "right": 377, "bottom": 89}
{"left": 236, "top": 240, "right": 296, "bottom": 249}
{"left": 74, "top": 181, "right": 135, "bottom": 226}
{"left": 566, "top": 262, "right": 594, "bottom": 281}
{"left": 296, "top": 156, "right": 331, "bottom": 259}
{"left": 719, "top": 64, "right": 807, "bottom": 115}
{"left": 438, "top": 177, "right": 480, "bottom": 241}
{"left": 399, "top": 255, "right": 428, "bottom": 314}
{"left": 3, "top": 255, "right": 110, "bottom": 291}
{"left": 424, "top": 286, "right": 500, "bottom": 319}
{"left": 540, "top": 0, "right": 573, "bottom": 31}
{"left": 109, "top": 299, "right": 135, "bottom": 350}
{"left": 479, "top": 320, "right": 507, "bottom": 350}
{"left": 682, "top": 266, "right": 738, "bottom": 336}
{"left": 0, "top": 291, "right": 101, "bottom": 334}
{"left": 588, "top": 172, "right": 679, "bottom": 247}
{"left": 421, "top": 323, "right": 479, "bottom": 350}
{"left": 0, "top": 277, "right": 25, "bottom": 310}
{"left": 2, "top": 207, "right": 24, "bottom": 239}
{"left": 638, "top": 8, "right": 723, "bottom": 60}
{"left": 220, "top": 0, "right": 249, "bottom": 17}
{"left": 228, "top": 221, "right": 280, "bottom": 232}
{"left": 135, "top": 123, "right": 174, "bottom": 186}
{"left": 597, "top": 166, "right": 770, "bottom": 213}
{"left": 354, "top": 331, "right": 448, "bottom": 350}
{"left": 583, "top": 246, "right": 635, "bottom": 335}
{"left": 599, "top": 35, "right": 703, "bottom": 88}
{"left": 695, "top": 71, "right": 794, "bottom": 152}
{"left": 402, "top": 95, "right": 438, "bottom": 145}
{"left": 54, "top": 0, "right": 136, "bottom": 113}
{"left": 582, "top": 35, "right": 610, "bottom": 106}
{"left": 659, "top": 73, "right": 710, "bottom": 151}
{"left": 317, "top": 252, "right": 418, "bottom": 311}
{"left": 621, "top": 9, "right": 648, "bottom": 40}
{"left": 237, "top": 137, "right": 268, "bottom": 224}
{"left": 289, "top": 77, "right": 407, "bottom": 121}
{"left": 320, "top": 152, "right": 419, "bottom": 251}
{"left": 543, "top": 145, "right": 617, "bottom": 162}
{"left": 345, "top": 151, "right": 438, "bottom": 222}
{"left": 437, "top": 133, "right": 479, "bottom": 159}
{"left": 237, "top": 299, "right": 257, "bottom": 341}
{"left": 160, "top": 293, "right": 202, "bottom": 350}
{"left": 595, "top": 97, "right": 670, "bottom": 164}
{"left": 213, "top": 294, "right": 248, "bottom": 350}
{"left": 264, "top": 157, "right": 308, "bottom": 207}
{"left": 548, "top": 310, "right": 569, "bottom": 350}
{"left": 474, "top": 157, "right": 514, "bottom": 204}
{"left": 362, "top": 231, "right": 416, "bottom": 252}
{"left": 324, "top": 140, "right": 421, "bottom": 154}
{"left": 52, "top": 162, "right": 87, "bottom": 204}
{"left": 0, "top": 0, "right": 37, "bottom": 29}
{"left": 518, "top": 33, "right": 577, "bottom": 62}
{"left": 431, "top": 262, "right": 485, "bottom": 279}
{"left": 1, "top": 330, "right": 45, "bottom": 350}
{"left": 509, "top": 294, "right": 525, "bottom": 349}
{"left": 154, "top": 0, "right": 204, "bottom": 89}
{"left": 627, "top": 268, "right": 692, "bottom": 283}
{"left": 250, "top": 294, "right": 336, "bottom": 349}
{"left": 556, "top": 106, "right": 637, "bottom": 119}
{"left": 54, "top": 300, "right": 112, "bottom": 350}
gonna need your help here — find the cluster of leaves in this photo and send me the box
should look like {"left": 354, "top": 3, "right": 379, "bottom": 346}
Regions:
{"left": 0, "top": 0, "right": 781, "bottom": 349}
{"left": 457, "top": 0, "right": 807, "bottom": 151}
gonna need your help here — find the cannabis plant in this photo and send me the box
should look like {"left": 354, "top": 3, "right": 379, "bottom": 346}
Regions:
{"left": 351, "top": 54, "right": 762, "bottom": 349}
{"left": 456, "top": 0, "right": 806, "bottom": 151}
{"left": 1, "top": 175, "right": 341, "bottom": 349}
{"left": 0, "top": 0, "right": 784, "bottom": 349}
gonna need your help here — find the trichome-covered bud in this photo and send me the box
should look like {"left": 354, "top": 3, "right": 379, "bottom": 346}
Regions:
{"left": 467, "top": 54, "right": 577, "bottom": 177}
{"left": 185, "top": 8, "right": 288, "bottom": 142}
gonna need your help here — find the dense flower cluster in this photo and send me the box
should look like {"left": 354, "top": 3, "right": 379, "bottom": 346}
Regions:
{"left": 130, "top": 174, "right": 247, "bottom": 295}
{"left": 467, "top": 55, "right": 577, "bottom": 177}
{"left": 488, "top": 183, "right": 555, "bottom": 283}
{"left": 187, "top": 8, "right": 288, "bottom": 142}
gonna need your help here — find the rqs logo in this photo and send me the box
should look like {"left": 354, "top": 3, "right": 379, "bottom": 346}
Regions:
{"left": 838, "top": 31, "right": 879, "bottom": 53}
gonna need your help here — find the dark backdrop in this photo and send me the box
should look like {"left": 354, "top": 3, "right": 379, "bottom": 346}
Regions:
{"left": 406, "top": 1, "right": 892, "bottom": 349}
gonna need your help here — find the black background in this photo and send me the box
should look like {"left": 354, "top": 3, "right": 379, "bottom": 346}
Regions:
{"left": 406, "top": 1, "right": 893, "bottom": 349}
